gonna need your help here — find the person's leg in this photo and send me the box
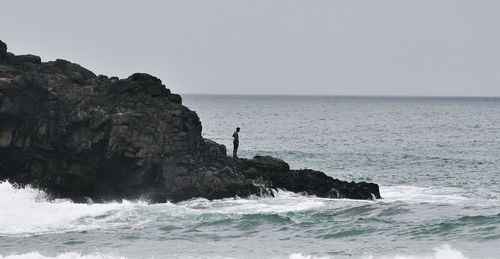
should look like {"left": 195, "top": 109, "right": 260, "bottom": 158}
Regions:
{"left": 233, "top": 142, "right": 238, "bottom": 157}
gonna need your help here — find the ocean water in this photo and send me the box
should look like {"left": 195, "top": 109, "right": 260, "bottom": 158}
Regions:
{"left": 1, "top": 95, "right": 499, "bottom": 259}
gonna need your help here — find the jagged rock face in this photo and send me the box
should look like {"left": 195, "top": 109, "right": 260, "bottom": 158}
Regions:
{"left": 0, "top": 40, "right": 380, "bottom": 202}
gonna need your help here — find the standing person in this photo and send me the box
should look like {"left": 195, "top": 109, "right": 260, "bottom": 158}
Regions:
{"left": 232, "top": 127, "right": 240, "bottom": 158}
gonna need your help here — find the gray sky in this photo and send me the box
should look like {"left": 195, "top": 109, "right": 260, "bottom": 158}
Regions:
{"left": 1, "top": 0, "right": 499, "bottom": 96}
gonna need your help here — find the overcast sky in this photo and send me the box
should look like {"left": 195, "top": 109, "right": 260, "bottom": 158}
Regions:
{"left": 1, "top": 0, "right": 499, "bottom": 96}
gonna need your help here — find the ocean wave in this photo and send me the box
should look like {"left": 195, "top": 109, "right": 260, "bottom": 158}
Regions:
{"left": 1, "top": 246, "right": 467, "bottom": 259}
{"left": 379, "top": 185, "right": 469, "bottom": 205}
{"left": 0, "top": 181, "right": 143, "bottom": 236}
{"left": 288, "top": 254, "right": 330, "bottom": 259}
{"left": 0, "top": 254, "right": 237, "bottom": 259}
{"left": 0, "top": 181, "right": 359, "bottom": 237}
{"left": 362, "top": 244, "right": 468, "bottom": 259}
{"left": 176, "top": 190, "right": 329, "bottom": 214}
{"left": 0, "top": 252, "right": 125, "bottom": 259}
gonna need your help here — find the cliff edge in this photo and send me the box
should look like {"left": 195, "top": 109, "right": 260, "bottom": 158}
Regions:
{"left": 0, "top": 40, "right": 380, "bottom": 202}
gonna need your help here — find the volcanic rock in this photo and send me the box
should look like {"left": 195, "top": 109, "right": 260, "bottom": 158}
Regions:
{"left": 0, "top": 40, "right": 381, "bottom": 202}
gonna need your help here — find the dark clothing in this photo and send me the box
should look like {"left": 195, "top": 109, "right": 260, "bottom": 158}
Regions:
{"left": 232, "top": 130, "right": 239, "bottom": 157}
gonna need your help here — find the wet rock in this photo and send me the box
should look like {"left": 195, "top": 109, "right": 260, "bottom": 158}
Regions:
{"left": 0, "top": 40, "right": 381, "bottom": 203}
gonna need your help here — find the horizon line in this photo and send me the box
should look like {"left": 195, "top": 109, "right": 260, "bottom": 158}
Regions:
{"left": 178, "top": 92, "right": 500, "bottom": 99}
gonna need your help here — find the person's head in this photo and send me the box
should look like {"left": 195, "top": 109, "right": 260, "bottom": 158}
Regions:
{"left": 236, "top": 127, "right": 240, "bottom": 132}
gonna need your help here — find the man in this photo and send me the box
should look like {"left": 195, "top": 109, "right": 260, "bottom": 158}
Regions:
{"left": 232, "top": 127, "right": 240, "bottom": 158}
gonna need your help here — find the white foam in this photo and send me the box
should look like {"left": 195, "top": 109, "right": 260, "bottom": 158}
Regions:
{"left": 379, "top": 185, "right": 469, "bottom": 205}
{"left": 0, "top": 181, "right": 141, "bottom": 236}
{"left": 362, "top": 244, "right": 468, "bottom": 259}
{"left": 0, "top": 246, "right": 470, "bottom": 259}
{"left": 0, "top": 253, "right": 240, "bottom": 259}
{"left": 288, "top": 254, "right": 330, "bottom": 259}
{"left": 0, "top": 252, "right": 125, "bottom": 259}
{"left": 177, "top": 190, "right": 328, "bottom": 215}
{"left": 0, "top": 181, "right": 336, "bottom": 236}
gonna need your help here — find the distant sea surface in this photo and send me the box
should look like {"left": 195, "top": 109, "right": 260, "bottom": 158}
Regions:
{"left": 1, "top": 95, "right": 499, "bottom": 259}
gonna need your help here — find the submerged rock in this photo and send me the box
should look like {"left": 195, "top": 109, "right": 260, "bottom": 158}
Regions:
{"left": 0, "top": 40, "right": 380, "bottom": 202}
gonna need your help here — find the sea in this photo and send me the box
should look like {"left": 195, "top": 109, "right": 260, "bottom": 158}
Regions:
{"left": 1, "top": 95, "right": 499, "bottom": 259}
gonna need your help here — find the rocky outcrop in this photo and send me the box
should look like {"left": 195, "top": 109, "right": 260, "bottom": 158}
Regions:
{"left": 0, "top": 40, "right": 381, "bottom": 203}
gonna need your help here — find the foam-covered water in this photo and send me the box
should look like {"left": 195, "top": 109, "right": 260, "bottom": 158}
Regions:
{"left": 1, "top": 95, "right": 499, "bottom": 258}
{"left": 0, "top": 245, "right": 469, "bottom": 259}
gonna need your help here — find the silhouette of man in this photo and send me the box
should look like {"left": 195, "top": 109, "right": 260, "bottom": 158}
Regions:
{"left": 232, "top": 127, "right": 240, "bottom": 158}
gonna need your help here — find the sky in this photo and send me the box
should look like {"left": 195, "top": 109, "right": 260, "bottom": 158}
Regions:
{"left": 1, "top": 0, "right": 499, "bottom": 96}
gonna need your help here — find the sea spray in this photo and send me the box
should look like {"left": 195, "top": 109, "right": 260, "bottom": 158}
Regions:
{"left": 362, "top": 244, "right": 468, "bottom": 259}
{"left": 0, "top": 252, "right": 125, "bottom": 259}
{"left": 0, "top": 181, "right": 139, "bottom": 236}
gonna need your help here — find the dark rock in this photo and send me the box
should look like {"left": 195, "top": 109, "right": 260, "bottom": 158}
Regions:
{"left": 15, "top": 54, "right": 41, "bottom": 64}
{"left": 0, "top": 40, "right": 381, "bottom": 203}
{"left": 128, "top": 73, "right": 162, "bottom": 83}
{"left": 5, "top": 53, "right": 16, "bottom": 64}
{"left": 0, "top": 40, "right": 6, "bottom": 60}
